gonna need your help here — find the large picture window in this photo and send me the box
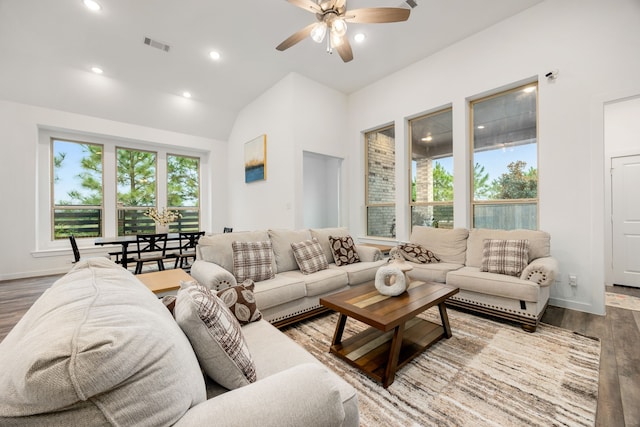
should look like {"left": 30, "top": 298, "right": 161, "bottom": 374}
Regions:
{"left": 116, "top": 148, "right": 157, "bottom": 235}
{"left": 471, "top": 83, "right": 538, "bottom": 229}
{"left": 365, "top": 125, "right": 396, "bottom": 238}
{"left": 167, "top": 154, "right": 200, "bottom": 232}
{"left": 409, "top": 108, "right": 453, "bottom": 230}
{"left": 51, "top": 139, "right": 104, "bottom": 239}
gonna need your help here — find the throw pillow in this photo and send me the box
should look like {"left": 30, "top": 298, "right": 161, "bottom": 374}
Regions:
{"left": 481, "top": 239, "right": 530, "bottom": 277}
{"left": 291, "top": 238, "right": 329, "bottom": 275}
{"left": 231, "top": 241, "right": 275, "bottom": 282}
{"left": 161, "top": 295, "right": 177, "bottom": 316}
{"left": 216, "top": 280, "right": 262, "bottom": 325}
{"left": 398, "top": 243, "right": 440, "bottom": 264}
{"left": 328, "top": 235, "right": 360, "bottom": 266}
{"left": 175, "top": 283, "right": 257, "bottom": 389}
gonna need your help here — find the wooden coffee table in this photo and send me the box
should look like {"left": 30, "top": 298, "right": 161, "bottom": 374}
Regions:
{"left": 319, "top": 280, "right": 459, "bottom": 388}
{"left": 136, "top": 268, "right": 192, "bottom": 295}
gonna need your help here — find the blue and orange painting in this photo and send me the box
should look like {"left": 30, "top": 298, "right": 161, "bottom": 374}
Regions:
{"left": 245, "top": 135, "right": 267, "bottom": 183}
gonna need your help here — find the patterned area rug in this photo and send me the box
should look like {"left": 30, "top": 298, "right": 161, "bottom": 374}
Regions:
{"left": 605, "top": 291, "right": 640, "bottom": 312}
{"left": 284, "top": 308, "right": 600, "bottom": 427}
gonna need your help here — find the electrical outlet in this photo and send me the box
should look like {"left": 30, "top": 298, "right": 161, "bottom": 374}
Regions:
{"left": 568, "top": 274, "right": 577, "bottom": 287}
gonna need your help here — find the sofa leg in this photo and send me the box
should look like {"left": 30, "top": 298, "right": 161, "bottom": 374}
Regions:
{"left": 521, "top": 324, "right": 536, "bottom": 333}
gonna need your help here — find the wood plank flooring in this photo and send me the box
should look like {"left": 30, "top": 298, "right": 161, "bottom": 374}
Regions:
{"left": 0, "top": 276, "right": 638, "bottom": 426}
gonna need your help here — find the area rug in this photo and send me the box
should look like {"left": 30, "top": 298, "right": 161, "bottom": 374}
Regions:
{"left": 284, "top": 308, "right": 600, "bottom": 427}
{"left": 605, "top": 291, "right": 640, "bottom": 312}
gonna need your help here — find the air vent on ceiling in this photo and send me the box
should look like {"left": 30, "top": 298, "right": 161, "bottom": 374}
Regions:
{"left": 405, "top": 0, "right": 418, "bottom": 8}
{"left": 143, "top": 37, "right": 170, "bottom": 52}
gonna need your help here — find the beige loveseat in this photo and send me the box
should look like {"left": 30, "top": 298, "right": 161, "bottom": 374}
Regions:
{"left": 191, "top": 227, "right": 386, "bottom": 327}
{"left": 0, "top": 258, "right": 358, "bottom": 426}
{"left": 395, "top": 226, "right": 558, "bottom": 332}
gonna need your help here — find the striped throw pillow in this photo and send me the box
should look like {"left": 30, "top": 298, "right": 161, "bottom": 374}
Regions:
{"left": 481, "top": 239, "right": 529, "bottom": 277}
{"left": 291, "top": 238, "right": 329, "bottom": 275}
{"left": 231, "top": 241, "right": 275, "bottom": 282}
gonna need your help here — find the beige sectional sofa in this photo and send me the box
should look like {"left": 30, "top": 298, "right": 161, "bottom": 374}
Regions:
{"left": 396, "top": 226, "right": 558, "bottom": 332}
{"left": 191, "top": 227, "right": 386, "bottom": 327}
{"left": 0, "top": 258, "right": 358, "bottom": 426}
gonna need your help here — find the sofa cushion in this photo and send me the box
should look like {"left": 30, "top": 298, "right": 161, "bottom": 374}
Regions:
{"left": 405, "top": 261, "right": 464, "bottom": 284}
{"left": 0, "top": 258, "right": 205, "bottom": 426}
{"left": 328, "top": 259, "right": 387, "bottom": 285}
{"left": 197, "top": 230, "right": 276, "bottom": 273}
{"left": 446, "top": 266, "right": 542, "bottom": 302}
{"left": 217, "top": 280, "right": 263, "bottom": 325}
{"left": 291, "top": 238, "right": 329, "bottom": 275}
{"left": 176, "top": 283, "right": 257, "bottom": 390}
{"left": 252, "top": 275, "right": 307, "bottom": 310}
{"left": 268, "top": 229, "right": 312, "bottom": 273}
{"left": 329, "top": 235, "right": 361, "bottom": 266}
{"left": 466, "top": 228, "right": 551, "bottom": 268}
{"left": 280, "top": 268, "right": 349, "bottom": 297}
{"left": 409, "top": 226, "right": 469, "bottom": 264}
{"left": 232, "top": 240, "right": 275, "bottom": 282}
{"left": 398, "top": 242, "right": 440, "bottom": 264}
{"left": 310, "top": 227, "right": 350, "bottom": 262}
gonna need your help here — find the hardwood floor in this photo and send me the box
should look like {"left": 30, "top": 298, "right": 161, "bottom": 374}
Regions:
{"left": 1, "top": 276, "right": 639, "bottom": 426}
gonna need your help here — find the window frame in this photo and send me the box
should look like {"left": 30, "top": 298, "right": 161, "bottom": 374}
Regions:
{"left": 50, "top": 137, "right": 105, "bottom": 240}
{"left": 469, "top": 82, "right": 539, "bottom": 230}
{"left": 408, "top": 107, "right": 454, "bottom": 231}
{"left": 364, "top": 124, "right": 396, "bottom": 238}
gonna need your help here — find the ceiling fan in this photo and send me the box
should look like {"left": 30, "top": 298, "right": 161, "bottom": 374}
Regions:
{"left": 276, "top": 0, "right": 411, "bottom": 63}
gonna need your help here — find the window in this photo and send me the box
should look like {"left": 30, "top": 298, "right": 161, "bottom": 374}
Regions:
{"left": 365, "top": 125, "right": 396, "bottom": 238}
{"left": 51, "top": 139, "right": 103, "bottom": 239}
{"left": 116, "top": 148, "right": 157, "bottom": 235}
{"left": 471, "top": 83, "right": 538, "bottom": 230}
{"left": 167, "top": 154, "right": 200, "bottom": 232}
{"left": 409, "top": 108, "right": 453, "bottom": 230}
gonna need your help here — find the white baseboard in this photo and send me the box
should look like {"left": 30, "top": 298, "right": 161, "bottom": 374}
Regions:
{"left": 0, "top": 267, "right": 69, "bottom": 282}
{"left": 549, "top": 297, "right": 605, "bottom": 316}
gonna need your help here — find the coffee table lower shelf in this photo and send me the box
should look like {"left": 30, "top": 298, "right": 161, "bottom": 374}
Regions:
{"left": 330, "top": 317, "right": 446, "bottom": 386}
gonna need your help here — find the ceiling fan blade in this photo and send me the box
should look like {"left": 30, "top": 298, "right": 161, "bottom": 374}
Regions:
{"left": 344, "top": 7, "right": 410, "bottom": 24}
{"left": 276, "top": 22, "right": 316, "bottom": 51}
{"left": 336, "top": 38, "right": 353, "bottom": 63}
{"left": 287, "top": 0, "right": 322, "bottom": 14}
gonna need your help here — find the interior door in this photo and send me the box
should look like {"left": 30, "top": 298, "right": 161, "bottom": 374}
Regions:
{"left": 612, "top": 155, "right": 640, "bottom": 287}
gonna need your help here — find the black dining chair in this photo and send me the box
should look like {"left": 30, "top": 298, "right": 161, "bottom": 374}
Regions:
{"left": 223, "top": 227, "right": 233, "bottom": 233}
{"left": 69, "top": 235, "right": 81, "bottom": 263}
{"left": 132, "top": 233, "right": 169, "bottom": 274}
{"left": 173, "top": 231, "right": 205, "bottom": 271}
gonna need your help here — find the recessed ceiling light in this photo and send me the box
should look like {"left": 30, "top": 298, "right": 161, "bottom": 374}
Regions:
{"left": 354, "top": 33, "right": 366, "bottom": 43}
{"left": 83, "top": 0, "right": 101, "bottom": 11}
{"left": 91, "top": 66, "right": 103, "bottom": 74}
{"left": 523, "top": 86, "right": 536, "bottom": 93}
{"left": 477, "top": 125, "right": 485, "bottom": 129}
{"left": 209, "top": 51, "right": 221, "bottom": 60}
{"left": 421, "top": 135, "right": 433, "bottom": 142}
{"left": 182, "top": 91, "right": 192, "bottom": 98}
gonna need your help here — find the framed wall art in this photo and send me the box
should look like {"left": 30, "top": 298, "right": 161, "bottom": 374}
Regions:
{"left": 244, "top": 134, "right": 267, "bottom": 183}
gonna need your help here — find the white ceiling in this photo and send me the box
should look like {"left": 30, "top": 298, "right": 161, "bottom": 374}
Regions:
{"left": 0, "top": 0, "right": 543, "bottom": 140}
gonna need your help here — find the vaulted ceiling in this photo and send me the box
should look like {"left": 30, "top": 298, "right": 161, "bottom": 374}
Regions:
{"left": 0, "top": 0, "right": 543, "bottom": 140}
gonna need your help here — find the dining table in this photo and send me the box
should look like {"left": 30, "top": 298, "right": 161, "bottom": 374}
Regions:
{"left": 95, "top": 233, "right": 182, "bottom": 270}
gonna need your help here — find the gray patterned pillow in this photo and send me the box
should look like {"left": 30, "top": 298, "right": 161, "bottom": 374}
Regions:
{"left": 217, "top": 280, "right": 262, "bottom": 325}
{"left": 481, "top": 239, "right": 529, "bottom": 277}
{"left": 291, "top": 238, "right": 329, "bottom": 274}
{"left": 175, "top": 283, "right": 257, "bottom": 389}
{"left": 328, "top": 235, "right": 360, "bottom": 266}
{"left": 398, "top": 243, "right": 440, "bottom": 264}
{"left": 232, "top": 241, "right": 275, "bottom": 282}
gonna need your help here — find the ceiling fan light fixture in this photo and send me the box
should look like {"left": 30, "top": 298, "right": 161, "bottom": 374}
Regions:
{"left": 331, "top": 18, "right": 347, "bottom": 37}
{"left": 310, "top": 22, "right": 327, "bottom": 43}
{"left": 330, "top": 31, "right": 344, "bottom": 48}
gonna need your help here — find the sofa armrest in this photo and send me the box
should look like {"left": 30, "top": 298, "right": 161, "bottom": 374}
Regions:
{"left": 190, "top": 260, "right": 237, "bottom": 292}
{"left": 174, "top": 364, "right": 347, "bottom": 427}
{"left": 355, "top": 245, "right": 383, "bottom": 262}
{"left": 520, "top": 256, "right": 559, "bottom": 287}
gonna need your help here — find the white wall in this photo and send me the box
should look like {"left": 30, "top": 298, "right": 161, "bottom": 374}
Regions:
{"left": 226, "top": 73, "right": 348, "bottom": 231}
{"left": 303, "top": 151, "right": 341, "bottom": 228}
{"left": 347, "top": 0, "right": 640, "bottom": 315}
{"left": 0, "top": 100, "right": 228, "bottom": 280}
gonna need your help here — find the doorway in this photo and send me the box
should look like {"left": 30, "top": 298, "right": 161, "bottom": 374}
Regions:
{"left": 303, "top": 151, "right": 342, "bottom": 229}
{"left": 612, "top": 154, "right": 640, "bottom": 287}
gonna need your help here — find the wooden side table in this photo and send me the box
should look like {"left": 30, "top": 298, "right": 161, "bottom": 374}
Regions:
{"left": 136, "top": 268, "right": 192, "bottom": 295}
